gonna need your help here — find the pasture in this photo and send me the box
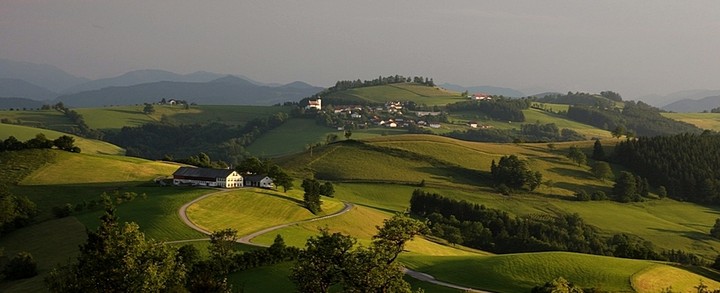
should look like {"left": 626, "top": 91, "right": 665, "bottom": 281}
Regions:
{"left": 326, "top": 83, "right": 464, "bottom": 105}
{"left": 0, "top": 123, "right": 124, "bottom": 155}
{"left": 662, "top": 112, "right": 720, "bottom": 131}
{"left": 399, "top": 252, "right": 720, "bottom": 292}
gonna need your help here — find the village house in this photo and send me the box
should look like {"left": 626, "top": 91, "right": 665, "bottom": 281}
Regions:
{"left": 469, "top": 93, "right": 492, "bottom": 100}
{"left": 172, "top": 167, "right": 243, "bottom": 188}
{"left": 468, "top": 121, "right": 478, "bottom": 128}
{"left": 172, "top": 167, "right": 274, "bottom": 189}
{"left": 244, "top": 175, "right": 275, "bottom": 189}
{"left": 306, "top": 97, "right": 322, "bottom": 110}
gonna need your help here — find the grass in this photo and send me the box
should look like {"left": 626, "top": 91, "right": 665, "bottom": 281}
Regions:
{"left": 662, "top": 112, "right": 720, "bottom": 131}
{"left": 0, "top": 123, "right": 124, "bottom": 155}
{"left": 0, "top": 109, "right": 74, "bottom": 132}
{"left": 0, "top": 217, "right": 87, "bottom": 293}
{"left": 246, "top": 118, "right": 406, "bottom": 157}
{"left": 185, "top": 188, "right": 345, "bottom": 237}
{"left": 632, "top": 264, "right": 720, "bottom": 292}
{"left": 399, "top": 252, "right": 720, "bottom": 293}
{"left": 76, "top": 104, "right": 290, "bottom": 129}
{"left": 326, "top": 83, "right": 465, "bottom": 105}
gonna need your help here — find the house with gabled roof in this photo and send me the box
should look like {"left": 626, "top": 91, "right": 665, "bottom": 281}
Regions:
{"left": 172, "top": 167, "right": 243, "bottom": 188}
{"left": 244, "top": 175, "right": 274, "bottom": 189}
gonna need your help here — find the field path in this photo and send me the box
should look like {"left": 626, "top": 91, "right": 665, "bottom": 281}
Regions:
{"left": 174, "top": 188, "right": 492, "bottom": 293}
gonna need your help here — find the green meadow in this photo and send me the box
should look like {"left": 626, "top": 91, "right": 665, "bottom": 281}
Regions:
{"left": 0, "top": 123, "right": 124, "bottom": 155}
{"left": 662, "top": 112, "right": 720, "bottom": 131}
{"left": 326, "top": 83, "right": 465, "bottom": 105}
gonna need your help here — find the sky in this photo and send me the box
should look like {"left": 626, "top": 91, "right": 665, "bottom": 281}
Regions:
{"left": 2, "top": 0, "right": 720, "bottom": 102}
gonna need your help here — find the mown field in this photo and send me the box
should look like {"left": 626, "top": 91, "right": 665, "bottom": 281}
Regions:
{"left": 662, "top": 112, "right": 720, "bottom": 131}
{"left": 326, "top": 83, "right": 465, "bottom": 105}
{"left": 399, "top": 252, "right": 720, "bottom": 292}
{"left": 0, "top": 123, "right": 124, "bottom": 155}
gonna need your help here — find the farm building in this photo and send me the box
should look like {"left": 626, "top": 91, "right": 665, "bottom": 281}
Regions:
{"left": 244, "top": 175, "right": 275, "bottom": 189}
{"left": 172, "top": 167, "right": 244, "bottom": 188}
{"left": 306, "top": 97, "right": 322, "bottom": 110}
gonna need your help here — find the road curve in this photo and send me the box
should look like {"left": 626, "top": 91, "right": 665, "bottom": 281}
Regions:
{"left": 174, "top": 188, "right": 492, "bottom": 293}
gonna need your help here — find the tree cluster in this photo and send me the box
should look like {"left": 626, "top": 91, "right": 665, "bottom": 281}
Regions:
{"left": 445, "top": 123, "right": 585, "bottom": 143}
{"left": 301, "top": 179, "right": 335, "bottom": 214}
{"left": 408, "top": 190, "right": 698, "bottom": 262}
{"left": 613, "top": 132, "right": 720, "bottom": 203}
{"left": 566, "top": 101, "right": 701, "bottom": 137}
{"left": 235, "top": 156, "right": 293, "bottom": 192}
{"left": 52, "top": 102, "right": 102, "bottom": 139}
{"left": 537, "top": 91, "right": 617, "bottom": 109}
{"left": 0, "top": 185, "right": 37, "bottom": 236}
{"left": 612, "top": 171, "right": 650, "bottom": 203}
{"left": 0, "top": 134, "right": 80, "bottom": 153}
{"left": 445, "top": 98, "right": 529, "bottom": 122}
{"left": 290, "top": 214, "right": 426, "bottom": 293}
{"left": 325, "top": 75, "right": 435, "bottom": 93}
{"left": 104, "top": 111, "right": 289, "bottom": 165}
{"left": 490, "top": 155, "right": 542, "bottom": 192}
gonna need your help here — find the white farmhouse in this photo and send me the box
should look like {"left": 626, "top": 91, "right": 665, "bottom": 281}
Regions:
{"left": 172, "top": 167, "right": 244, "bottom": 188}
{"left": 244, "top": 175, "right": 275, "bottom": 189}
{"left": 306, "top": 97, "right": 322, "bottom": 110}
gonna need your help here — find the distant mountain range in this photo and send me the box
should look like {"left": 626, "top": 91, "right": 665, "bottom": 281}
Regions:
{"left": 440, "top": 83, "right": 525, "bottom": 98}
{"left": 0, "top": 97, "right": 45, "bottom": 109}
{"left": 56, "top": 75, "right": 323, "bottom": 107}
{"left": 0, "top": 59, "right": 323, "bottom": 107}
{"left": 662, "top": 95, "right": 720, "bottom": 113}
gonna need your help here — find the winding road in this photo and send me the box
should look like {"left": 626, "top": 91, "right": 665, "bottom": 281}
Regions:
{"left": 173, "top": 189, "right": 490, "bottom": 293}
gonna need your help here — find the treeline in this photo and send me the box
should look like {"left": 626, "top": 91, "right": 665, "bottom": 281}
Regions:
{"left": 445, "top": 122, "right": 585, "bottom": 143}
{"left": 410, "top": 190, "right": 703, "bottom": 264}
{"left": 103, "top": 112, "right": 289, "bottom": 165}
{"left": 566, "top": 101, "right": 701, "bottom": 137}
{"left": 52, "top": 102, "right": 102, "bottom": 139}
{"left": 537, "top": 91, "right": 617, "bottom": 109}
{"left": 0, "top": 134, "right": 80, "bottom": 153}
{"left": 445, "top": 98, "right": 530, "bottom": 122}
{"left": 613, "top": 132, "right": 720, "bottom": 203}
{"left": 326, "top": 74, "right": 435, "bottom": 93}
{"left": 0, "top": 185, "right": 37, "bottom": 237}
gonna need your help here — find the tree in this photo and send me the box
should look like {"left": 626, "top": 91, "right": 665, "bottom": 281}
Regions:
{"left": 269, "top": 165, "right": 293, "bottom": 192}
{"left": 611, "top": 125, "right": 626, "bottom": 138}
{"left": 143, "top": 103, "right": 156, "bottom": 114}
{"left": 319, "top": 182, "right": 335, "bottom": 197}
{"left": 613, "top": 171, "right": 638, "bottom": 202}
{"left": 490, "top": 155, "right": 543, "bottom": 191}
{"left": 53, "top": 135, "right": 75, "bottom": 151}
{"left": 45, "top": 207, "right": 186, "bottom": 292}
{"left": 209, "top": 228, "right": 239, "bottom": 274}
{"left": 3, "top": 251, "right": 37, "bottom": 280}
{"left": 344, "top": 130, "right": 352, "bottom": 140}
{"left": 302, "top": 179, "right": 322, "bottom": 214}
{"left": 592, "top": 139, "right": 605, "bottom": 160}
{"left": 531, "top": 277, "right": 584, "bottom": 293}
{"left": 566, "top": 146, "right": 587, "bottom": 166}
{"left": 291, "top": 228, "right": 355, "bottom": 293}
{"left": 711, "top": 219, "right": 720, "bottom": 239}
{"left": 590, "top": 161, "right": 613, "bottom": 181}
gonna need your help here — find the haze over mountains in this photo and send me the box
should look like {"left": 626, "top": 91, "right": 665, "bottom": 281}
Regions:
{"left": 3, "top": 58, "right": 720, "bottom": 111}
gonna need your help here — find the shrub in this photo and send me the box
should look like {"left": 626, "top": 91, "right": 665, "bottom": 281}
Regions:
{"left": 3, "top": 252, "right": 37, "bottom": 280}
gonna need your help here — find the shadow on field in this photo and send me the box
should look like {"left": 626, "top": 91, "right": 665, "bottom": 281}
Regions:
{"left": 548, "top": 167, "right": 597, "bottom": 181}
{"left": 108, "top": 109, "right": 142, "bottom": 115}
{"left": 252, "top": 189, "right": 305, "bottom": 207}
{"left": 648, "top": 228, "right": 716, "bottom": 242}
{"left": 554, "top": 181, "right": 611, "bottom": 194}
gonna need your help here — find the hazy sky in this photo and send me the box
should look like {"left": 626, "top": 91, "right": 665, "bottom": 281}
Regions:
{"left": 2, "top": 1, "right": 720, "bottom": 100}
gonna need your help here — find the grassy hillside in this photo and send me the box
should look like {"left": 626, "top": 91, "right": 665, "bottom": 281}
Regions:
{"left": 662, "top": 112, "right": 720, "bottom": 131}
{"left": 246, "top": 118, "right": 406, "bottom": 157}
{"left": 0, "top": 123, "right": 124, "bottom": 155}
{"left": 399, "top": 252, "right": 720, "bottom": 292}
{"left": 77, "top": 104, "right": 290, "bottom": 129}
{"left": 279, "top": 135, "right": 720, "bottom": 259}
{"left": 325, "top": 83, "right": 464, "bottom": 105}
{"left": 0, "top": 109, "right": 73, "bottom": 131}
{"left": 185, "top": 188, "right": 345, "bottom": 236}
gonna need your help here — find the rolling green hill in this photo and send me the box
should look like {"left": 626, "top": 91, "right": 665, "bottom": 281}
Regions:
{"left": 662, "top": 112, "right": 720, "bottom": 131}
{"left": 325, "top": 83, "right": 464, "bottom": 105}
{"left": 399, "top": 252, "right": 720, "bottom": 292}
{"left": 0, "top": 123, "right": 124, "bottom": 155}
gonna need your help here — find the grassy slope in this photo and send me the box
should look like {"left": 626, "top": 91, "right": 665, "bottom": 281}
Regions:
{"left": 326, "top": 83, "right": 465, "bottom": 105}
{"left": 280, "top": 135, "right": 720, "bottom": 259}
{"left": 0, "top": 217, "right": 87, "bottom": 293}
{"left": 400, "top": 252, "right": 720, "bottom": 293}
{"left": 246, "top": 118, "right": 406, "bottom": 157}
{"left": 662, "top": 112, "right": 720, "bottom": 131}
{"left": 186, "top": 188, "right": 344, "bottom": 236}
{"left": 0, "top": 109, "right": 73, "bottom": 132}
{"left": 0, "top": 123, "right": 124, "bottom": 155}
{"left": 77, "top": 104, "right": 290, "bottom": 129}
